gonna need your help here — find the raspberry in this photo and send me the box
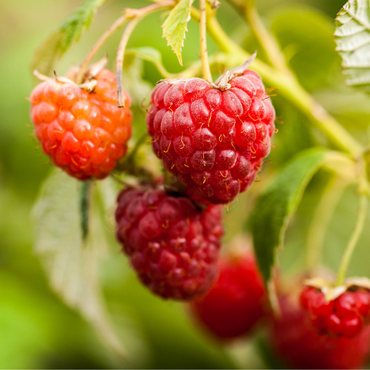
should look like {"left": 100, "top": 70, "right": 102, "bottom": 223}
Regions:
{"left": 29, "top": 69, "right": 132, "bottom": 180}
{"left": 190, "top": 251, "right": 266, "bottom": 339}
{"left": 146, "top": 71, "right": 275, "bottom": 204}
{"left": 270, "top": 296, "right": 370, "bottom": 369}
{"left": 115, "top": 188, "right": 223, "bottom": 300}
{"left": 300, "top": 286, "right": 370, "bottom": 338}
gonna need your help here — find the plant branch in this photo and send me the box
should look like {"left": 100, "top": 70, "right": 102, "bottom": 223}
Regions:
{"left": 244, "top": 5, "right": 288, "bottom": 73}
{"left": 191, "top": 7, "right": 364, "bottom": 157}
{"left": 116, "top": 1, "right": 175, "bottom": 107}
{"left": 336, "top": 194, "right": 368, "bottom": 286}
{"left": 77, "top": 14, "right": 127, "bottom": 84}
{"left": 199, "top": 0, "right": 212, "bottom": 82}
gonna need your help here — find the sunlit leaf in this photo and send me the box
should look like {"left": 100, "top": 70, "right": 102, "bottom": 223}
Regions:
{"left": 32, "top": 170, "right": 126, "bottom": 359}
{"left": 31, "top": 0, "right": 108, "bottom": 75}
{"left": 162, "top": 0, "right": 194, "bottom": 66}
{"left": 334, "top": 0, "right": 370, "bottom": 92}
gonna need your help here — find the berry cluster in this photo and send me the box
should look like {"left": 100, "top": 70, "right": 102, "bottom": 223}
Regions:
{"left": 190, "top": 252, "right": 266, "bottom": 339}
{"left": 300, "top": 286, "right": 370, "bottom": 338}
{"left": 146, "top": 70, "right": 275, "bottom": 205}
{"left": 271, "top": 296, "right": 370, "bottom": 369}
{"left": 115, "top": 188, "right": 223, "bottom": 300}
{"left": 30, "top": 69, "right": 132, "bottom": 180}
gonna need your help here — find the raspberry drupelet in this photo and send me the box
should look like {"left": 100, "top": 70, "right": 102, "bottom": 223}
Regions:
{"left": 146, "top": 69, "right": 276, "bottom": 205}
{"left": 271, "top": 295, "right": 370, "bottom": 369}
{"left": 300, "top": 286, "right": 370, "bottom": 338}
{"left": 29, "top": 69, "right": 132, "bottom": 180}
{"left": 190, "top": 251, "right": 266, "bottom": 339}
{"left": 115, "top": 188, "right": 224, "bottom": 300}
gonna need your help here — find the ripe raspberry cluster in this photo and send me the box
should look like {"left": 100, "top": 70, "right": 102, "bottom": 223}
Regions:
{"left": 191, "top": 252, "right": 266, "bottom": 339}
{"left": 271, "top": 296, "right": 370, "bottom": 369}
{"left": 300, "top": 286, "right": 370, "bottom": 338}
{"left": 30, "top": 69, "right": 132, "bottom": 180}
{"left": 146, "top": 70, "right": 275, "bottom": 204}
{"left": 115, "top": 188, "right": 223, "bottom": 300}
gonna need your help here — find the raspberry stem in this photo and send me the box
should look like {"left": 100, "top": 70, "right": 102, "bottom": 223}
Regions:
{"left": 77, "top": 14, "right": 127, "bottom": 84}
{"left": 336, "top": 193, "right": 368, "bottom": 286}
{"left": 199, "top": 0, "right": 213, "bottom": 83}
{"left": 80, "top": 180, "right": 92, "bottom": 240}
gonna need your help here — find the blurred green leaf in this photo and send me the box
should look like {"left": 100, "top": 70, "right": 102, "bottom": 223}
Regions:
{"left": 122, "top": 54, "right": 153, "bottom": 106}
{"left": 126, "top": 47, "right": 172, "bottom": 78}
{"left": 32, "top": 171, "right": 126, "bottom": 359}
{"left": 250, "top": 148, "right": 328, "bottom": 283}
{"left": 162, "top": 0, "right": 194, "bottom": 66}
{"left": 31, "top": 0, "right": 108, "bottom": 75}
{"left": 334, "top": 0, "right": 370, "bottom": 92}
{"left": 269, "top": 5, "right": 340, "bottom": 92}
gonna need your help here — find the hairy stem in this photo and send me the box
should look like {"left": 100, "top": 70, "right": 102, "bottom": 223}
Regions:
{"left": 306, "top": 176, "right": 347, "bottom": 269}
{"left": 77, "top": 14, "right": 127, "bottom": 84}
{"left": 116, "top": 1, "right": 175, "bottom": 107}
{"left": 116, "top": 17, "right": 141, "bottom": 108}
{"left": 199, "top": 0, "right": 212, "bottom": 82}
{"left": 336, "top": 194, "right": 368, "bottom": 286}
{"left": 244, "top": 5, "right": 288, "bottom": 73}
{"left": 190, "top": 7, "right": 363, "bottom": 157}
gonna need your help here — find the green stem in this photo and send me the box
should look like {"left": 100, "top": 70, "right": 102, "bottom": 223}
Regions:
{"left": 336, "top": 194, "right": 368, "bottom": 286}
{"left": 199, "top": 0, "right": 213, "bottom": 82}
{"left": 80, "top": 180, "right": 92, "bottom": 241}
{"left": 191, "top": 8, "right": 364, "bottom": 158}
{"left": 244, "top": 6, "right": 288, "bottom": 73}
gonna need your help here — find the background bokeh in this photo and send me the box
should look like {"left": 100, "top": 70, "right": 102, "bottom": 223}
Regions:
{"left": 1, "top": 0, "right": 370, "bottom": 368}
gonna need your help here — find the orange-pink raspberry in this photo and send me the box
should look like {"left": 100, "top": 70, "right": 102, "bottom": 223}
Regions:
{"left": 115, "top": 188, "right": 223, "bottom": 300}
{"left": 29, "top": 69, "right": 132, "bottom": 180}
{"left": 146, "top": 70, "right": 276, "bottom": 204}
{"left": 300, "top": 286, "right": 370, "bottom": 338}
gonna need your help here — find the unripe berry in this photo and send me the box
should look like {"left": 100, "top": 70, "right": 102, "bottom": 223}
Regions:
{"left": 29, "top": 69, "right": 132, "bottom": 180}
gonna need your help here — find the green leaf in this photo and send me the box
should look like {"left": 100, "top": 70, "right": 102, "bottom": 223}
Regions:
{"left": 162, "top": 0, "right": 194, "bottom": 66}
{"left": 269, "top": 5, "right": 339, "bottom": 92}
{"left": 32, "top": 171, "right": 126, "bottom": 359}
{"left": 126, "top": 47, "right": 172, "bottom": 78}
{"left": 250, "top": 148, "right": 329, "bottom": 283}
{"left": 31, "top": 0, "right": 108, "bottom": 75}
{"left": 334, "top": 0, "right": 370, "bottom": 92}
{"left": 122, "top": 54, "right": 153, "bottom": 106}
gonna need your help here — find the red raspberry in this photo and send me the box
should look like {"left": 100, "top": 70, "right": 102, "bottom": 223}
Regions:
{"left": 29, "top": 69, "right": 132, "bottom": 180}
{"left": 146, "top": 71, "right": 275, "bottom": 204}
{"left": 190, "top": 251, "right": 266, "bottom": 339}
{"left": 300, "top": 286, "right": 370, "bottom": 338}
{"left": 115, "top": 188, "right": 223, "bottom": 300}
{"left": 270, "top": 296, "right": 370, "bottom": 369}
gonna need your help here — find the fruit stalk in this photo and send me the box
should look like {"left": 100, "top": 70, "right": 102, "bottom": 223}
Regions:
{"left": 336, "top": 193, "right": 368, "bottom": 286}
{"left": 199, "top": 0, "right": 212, "bottom": 83}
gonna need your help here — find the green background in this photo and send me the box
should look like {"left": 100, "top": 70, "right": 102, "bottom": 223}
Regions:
{"left": 1, "top": 0, "right": 370, "bottom": 368}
